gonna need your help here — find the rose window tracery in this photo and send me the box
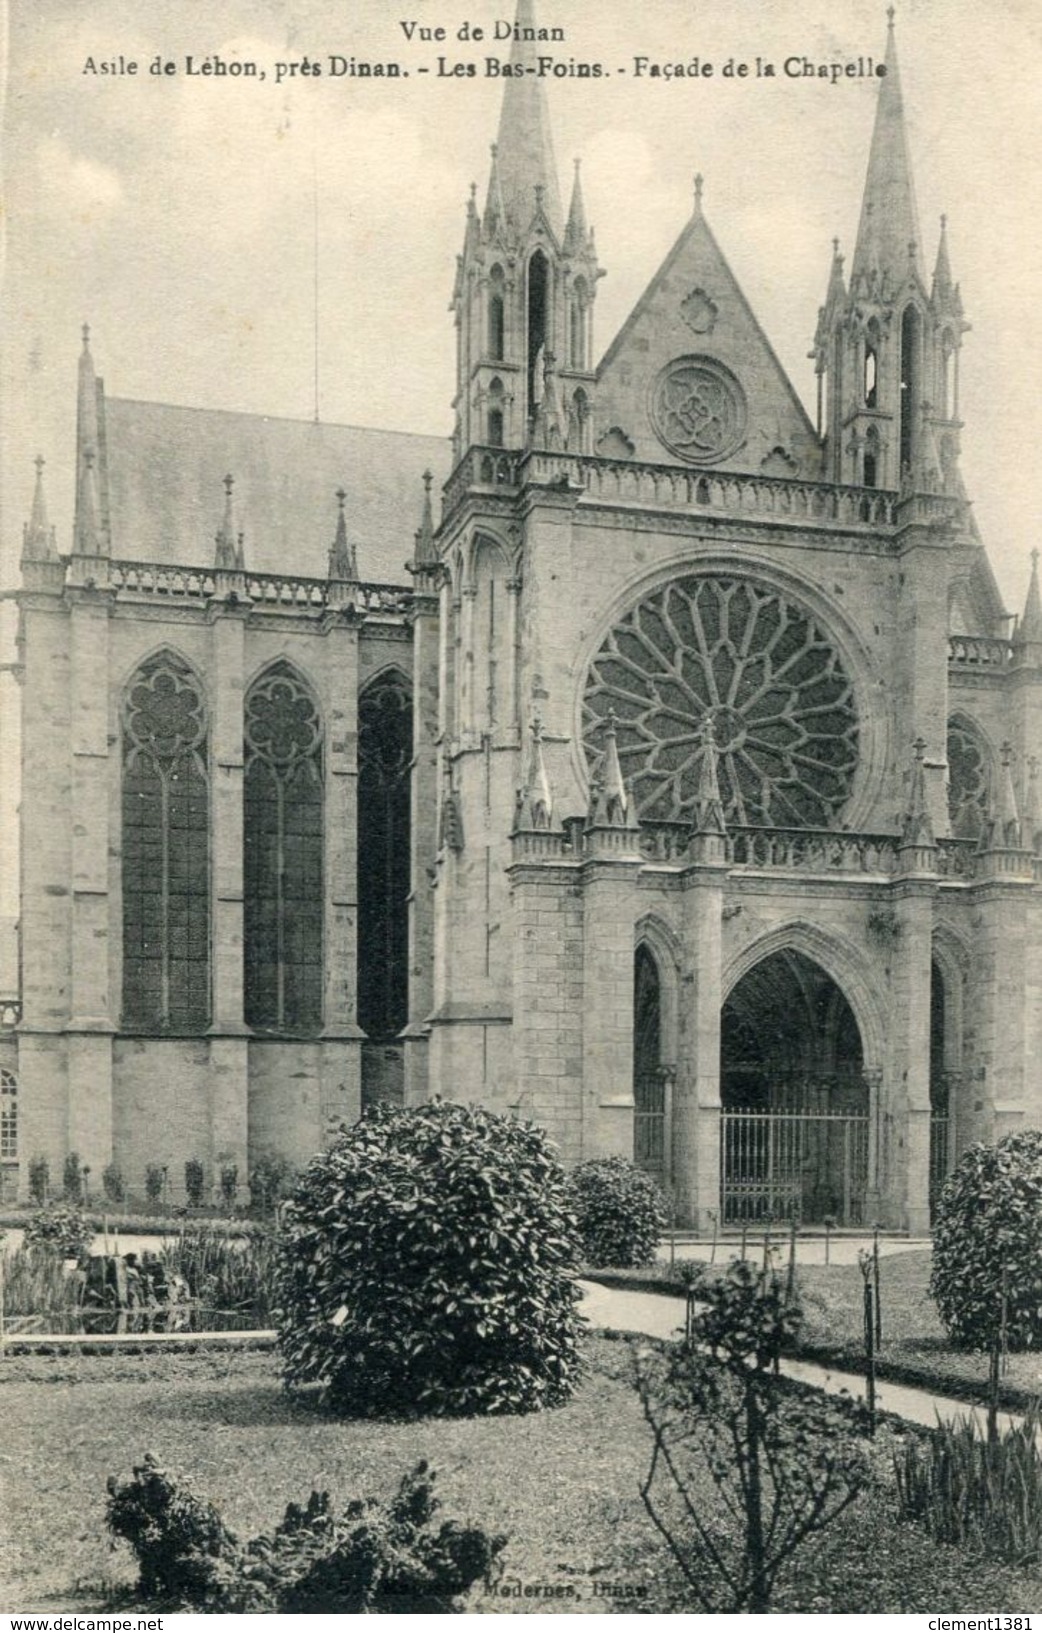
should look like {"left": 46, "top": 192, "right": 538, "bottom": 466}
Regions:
{"left": 583, "top": 575, "right": 860, "bottom": 828}
{"left": 650, "top": 357, "right": 747, "bottom": 464}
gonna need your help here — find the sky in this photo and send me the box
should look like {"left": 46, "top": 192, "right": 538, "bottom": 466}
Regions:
{"left": 2, "top": 0, "right": 1041, "bottom": 605}
{"left": 1, "top": 0, "right": 1041, "bottom": 922}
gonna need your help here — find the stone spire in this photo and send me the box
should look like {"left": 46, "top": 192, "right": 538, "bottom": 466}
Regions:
{"left": 73, "top": 449, "right": 102, "bottom": 556}
{"left": 691, "top": 716, "right": 727, "bottom": 838}
{"left": 73, "top": 325, "right": 108, "bottom": 556}
{"left": 1025, "top": 756, "right": 1042, "bottom": 856}
{"left": 1012, "top": 550, "right": 1042, "bottom": 658}
{"left": 491, "top": 0, "right": 563, "bottom": 240}
{"left": 328, "top": 487, "right": 357, "bottom": 581}
{"left": 22, "top": 456, "right": 58, "bottom": 563}
{"left": 850, "top": 11, "right": 924, "bottom": 293}
{"left": 932, "top": 214, "right": 953, "bottom": 304}
{"left": 214, "top": 474, "right": 245, "bottom": 570}
{"left": 991, "top": 742, "right": 1022, "bottom": 850}
{"left": 483, "top": 142, "right": 508, "bottom": 238}
{"left": 412, "top": 469, "right": 437, "bottom": 568}
{"left": 900, "top": 736, "right": 936, "bottom": 851}
{"left": 563, "top": 158, "right": 588, "bottom": 253}
{"left": 599, "top": 708, "right": 631, "bottom": 827}
{"left": 515, "top": 714, "right": 555, "bottom": 831}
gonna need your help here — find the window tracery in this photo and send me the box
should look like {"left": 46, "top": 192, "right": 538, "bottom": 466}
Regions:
{"left": 244, "top": 663, "right": 323, "bottom": 1033}
{"left": 583, "top": 575, "right": 860, "bottom": 828}
{"left": 946, "top": 717, "right": 990, "bottom": 839}
{"left": 122, "top": 652, "right": 210, "bottom": 1030}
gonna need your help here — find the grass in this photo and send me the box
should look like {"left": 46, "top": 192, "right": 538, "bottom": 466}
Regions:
{"left": 3, "top": 1334, "right": 1042, "bottom": 1613}
{"left": 589, "top": 1252, "right": 1042, "bottom": 1410}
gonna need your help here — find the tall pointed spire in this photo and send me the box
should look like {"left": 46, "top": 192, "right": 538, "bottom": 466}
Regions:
{"left": 328, "top": 487, "right": 357, "bottom": 582}
{"left": 74, "top": 324, "right": 108, "bottom": 555}
{"left": 932, "top": 214, "right": 953, "bottom": 303}
{"left": 22, "top": 456, "right": 58, "bottom": 563}
{"left": 563, "top": 158, "right": 587, "bottom": 253}
{"left": 850, "top": 11, "right": 924, "bottom": 291}
{"left": 484, "top": 142, "right": 507, "bottom": 237}
{"left": 1013, "top": 550, "right": 1042, "bottom": 655}
{"left": 491, "top": 0, "right": 563, "bottom": 240}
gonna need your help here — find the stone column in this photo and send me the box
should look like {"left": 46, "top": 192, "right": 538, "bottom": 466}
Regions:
{"left": 206, "top": 596, "right": 250, "bottom": 1181}
{"left": 320, "top": 601, "right": 365, "bottom": 1133}
{"left": 675, "top": 850, "right": 728, "bottom": 1231}
{"left": 579, "top": 832, "right": 643, "bottom": 1164}
{"left": 403, "top": 585, "right": 440, "bottom": 1104}
{"left": 888, "top": 875, "right": 937, "bottom": 1233}
{"left": 65, "top": 589, "right": 115, "bottom": 1180}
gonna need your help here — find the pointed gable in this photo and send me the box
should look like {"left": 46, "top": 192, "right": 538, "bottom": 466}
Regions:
{"left": 594, "top": 191, "right": 820, "bottom": 477}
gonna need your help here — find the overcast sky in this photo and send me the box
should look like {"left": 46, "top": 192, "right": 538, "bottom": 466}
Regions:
{"left": 3, "top": 0, "right": 1041, "bottom": 607}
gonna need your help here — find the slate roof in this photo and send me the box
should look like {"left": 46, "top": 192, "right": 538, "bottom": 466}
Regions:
{"left": 104, "top": 398, "right": 451, "bottom": 586}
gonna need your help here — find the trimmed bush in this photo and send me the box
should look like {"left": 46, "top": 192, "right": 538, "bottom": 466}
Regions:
{"left": 107, "top": 1454, "right": 505, "bottom": 1612}
{"left": 62, "top": 1151, "right": 83, "bottom": 1205}
{"left": 184, "top": 1159, "right": 205, "bottom": 1208}
{"left": 27, "top": 1155, "right": 49, "bottom": 1205}
{"left": 23, "top": 1202, "right": 93, "bottom": 1261}
{"left": 102, "top": 1163, "right": 126, "bottom": 1205}
{"left": 566, "top": 1156, "right": 667, "bottom": 1267}
{"left": 931, "top": 1129, "right": 1042, "bottom": 1350}
{"left": 275, "top": 1100, "right": 584, "bottom": 1417}
{"left": 249, "top": 1152, "right": 295, "bottom": 1216}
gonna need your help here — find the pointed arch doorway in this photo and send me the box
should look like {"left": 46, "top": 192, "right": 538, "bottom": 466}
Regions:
{"left": 720, "top": 950, "right": 870, "bottom": 1225}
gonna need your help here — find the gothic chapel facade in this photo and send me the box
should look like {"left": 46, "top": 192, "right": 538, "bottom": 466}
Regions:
{"left": 7, "top": 6, "right": 1042, "bottom": 1230}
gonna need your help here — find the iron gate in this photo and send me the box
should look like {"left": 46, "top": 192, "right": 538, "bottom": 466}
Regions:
{"left": 721, "top": 1108, "right": 870, "bottom": 1226}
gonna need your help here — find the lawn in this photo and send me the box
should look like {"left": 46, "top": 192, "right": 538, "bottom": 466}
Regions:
{"left": 3, "top": 1333, "right": 1042, "bottom": 1614}
{"left": 593, "top": 1251, "right": 1042, "bottom": 1409}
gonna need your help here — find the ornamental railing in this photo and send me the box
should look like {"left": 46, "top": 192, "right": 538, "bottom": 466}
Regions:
{"left": 105, "top": 561, "right": 411, "bottom": 616}
{"left": 443, "top": 445, "right": 901, "bottom": 531}
{"left": 948, "top": 633, "right": 1011, "bottom": 671}
{"left": 637, "top": 823, "right": 980, "bottom": 880}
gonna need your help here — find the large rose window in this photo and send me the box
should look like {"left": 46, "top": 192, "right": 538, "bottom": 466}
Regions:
{"left": 583, "top": 575, "right": 860, "bottom": 828}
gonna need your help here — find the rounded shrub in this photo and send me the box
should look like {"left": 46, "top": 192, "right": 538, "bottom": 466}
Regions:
{"left": 23, "top": 1202, "right": 93, "bottom": 1261}
{"left": 931, "top": 1129, "right": 1042, "bottom": 1350}
{"left": 566, "top": 1156, "right": 668, "bottom": 1268}
{"left": 275, "top": 1100, "right": 584, "bottom": 1417}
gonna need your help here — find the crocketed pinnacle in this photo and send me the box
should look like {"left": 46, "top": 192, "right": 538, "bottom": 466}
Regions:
{"left": 214, "top": 474, "right": 245, "bottom": 571}
{"left": 328, "top": 487, "right": 357, "bottom": 581}
{"left": 412, "top": 469, "right": 437, "bottom": 567}
{"left": 22, "top": 455, "right": 58, "bottom": 561}
{"left": 1013, "top": 550, "right": 1042, "bottom": 650}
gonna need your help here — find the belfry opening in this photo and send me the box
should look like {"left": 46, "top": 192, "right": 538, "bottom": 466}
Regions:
{"left": 719, "top": 951, "right": 869, "bottom": 1226}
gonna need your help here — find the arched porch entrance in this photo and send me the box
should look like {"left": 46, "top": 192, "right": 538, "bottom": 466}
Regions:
{"left": 720, "top": 949, "right": 869, "bottom": 1225}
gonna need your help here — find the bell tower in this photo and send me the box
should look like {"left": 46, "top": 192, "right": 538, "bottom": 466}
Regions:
{"left": 813, "top": 11, "right": 968, "bottom": 494}
{"left": 450, "top": 0, "right": 600, "bottom": 460}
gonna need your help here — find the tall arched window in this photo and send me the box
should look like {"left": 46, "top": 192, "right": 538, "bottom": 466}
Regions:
{"left": 1, "top": 1068, "right": 16, "bottom": 1161}
{"left": 900, "top": 305, "right": 921, "bottom": 474}
{"left": 863, "top": 424, "right": 880, "bottom": 489}
{"left": 357, "top": 673, "right": 412, "bottom": 1041}
{"left": 526, "top": 250, "right": 549, "bottom": 424}
{"left": 863, "top": 320, "right": 880, "bottom": 408}
{"left": 122, "top": 652, "right": 210, "bottom": 1030}
{"left": 244, "top": 663, "right": 323, "bottom": 1033}
{"left": 487, "top": 377, "right": 505, "bottom": 448}
{"left": 570, "top": 277, "right": 588, "bottom": 370}
{"left": 488, "top": 265, "right": 505, "bottom": 361}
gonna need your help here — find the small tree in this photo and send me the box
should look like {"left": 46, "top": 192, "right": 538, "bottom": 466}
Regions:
{"left": 276, "top": 1101, "right": 584, "bottom": 1417}
{"left": 184, "top": 1159, "right": 206, "bottom": 1209}
{"left": 62, "top": 1150, "right": 83, "bottom": 1205}
{"left": 145, "top": 1164, "right": 166, "bottom": 1207}
{"left": 102, "top": 1163, "right": 126, "bottom": 1206}
{"left": 28, "top": 1154, "right": 49, "bottom": 1206}
{"left": 249, "top": 1153, "right": 295, "bottom": 1217}
{"left": 637, "top": 1261, "right": 870, "bottom": 1613}
{"left": 566, "top": 1156, "right": 668, "bottom": 1268}
{"left": 219, "top": 1164, "right": 239, "bottom": 1212}
{"left": 931, "top": 1129, "right": 1042, "bottom": 1350}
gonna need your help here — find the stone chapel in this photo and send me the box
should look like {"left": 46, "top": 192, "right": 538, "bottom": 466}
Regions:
{"left": 6, "top": 4, "right": 1042, "bottom": 1230}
